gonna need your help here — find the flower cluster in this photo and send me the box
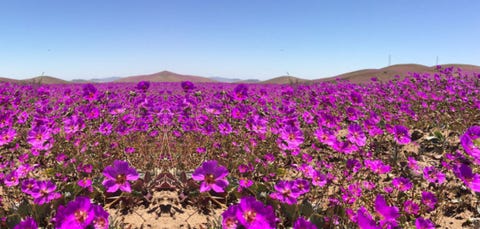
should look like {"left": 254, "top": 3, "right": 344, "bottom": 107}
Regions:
{"left": 221, "top": 197, "right": 276, "bottom": 229}
{"left": 54, "top": 196, "right": 109, "bottom": 229}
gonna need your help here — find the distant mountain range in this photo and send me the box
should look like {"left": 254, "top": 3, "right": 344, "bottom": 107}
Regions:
{"left": 1, "top": 64, "right": 479, "bottom": 85}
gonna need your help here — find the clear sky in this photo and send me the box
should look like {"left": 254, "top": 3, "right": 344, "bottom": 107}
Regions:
{"left": 1, "top": 0, "right": 479, "bottom": 80}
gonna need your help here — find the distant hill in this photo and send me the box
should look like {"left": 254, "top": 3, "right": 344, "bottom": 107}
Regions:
{"left": 115, "top": 71, "right": 216, "bottom": 83}
{"left": 316, "top": 64, "right": 480, "bottom": 83}
{"left": 71, "top": 79, "right": 90, "bottom": 83}
{"left": 209, "top": 77, "right": 244, "bottom": 83}
{"left": 236, "top": 79, "right": 261, "bottom": 84}
{"left": 261, "top": 76, "right": 310, "bottom": 84}
{"left": 0, "top": 76, "right": 69, "bottom": 84}
{"left": 23, "top": 76, "right": 70, "bottom": 84}
{"left": 91, "top": 77, "right": 122, "bottom": 83}
{"left": 1, "top": 63, "right": 478, "bottom": 85}
{"left": 0, "top": 77, "right": 20, "bottom": 83}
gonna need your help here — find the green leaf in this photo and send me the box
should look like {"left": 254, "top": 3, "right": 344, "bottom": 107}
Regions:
{"left": 280, "top": 203, "right": 297, "bottom": 224}
{"left": 434, "top": 131, "right": 444, "bottom": 141}
{"left": 309, "top": 214, "right": 324, "bottom": 228}
{"left": 299, "top": 199, "right": 314, "bottom": 217}
{"left": 276, "top": 168, "right": 286, "bottom": 177}
{"left": 474, "top": 138, "right": 480, "bottom": 148}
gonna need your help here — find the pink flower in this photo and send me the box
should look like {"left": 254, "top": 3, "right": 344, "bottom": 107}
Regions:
{"left": 347, "top": 124, "right": 367, "bottom": 146}
{"left": 293, "top": 217, "right": 316, "bottom": 229}
{"left": 14, "top": 217, "right": 37, "bottom": 229}
{"left": 423, "top": 166, "right": 446, "bottom": 184}
{"left": 461, "top": 126, "right": 480, "bottom": 163}
{"left": 222, "top": 197, "right": 276, "bottom": 229}
{"left": 30, "top": 180, "right": 61, "bottom": 205}
{"left": 393, "top": 125, "right": 411, "bottom": 145}
{"left": 415, "top": 217, "right": 435, "bottom": 229}
{"left": 392, "top": 177, "right": 413, "bottom": 191}
{"left": 102, "top": 160, "right": 139, "bottom": 193}
{"left": 54, "top": 196, "right": 109, "bottom": 229}
{"left": 421, "top": 191, "right": 437, "bottom": 210}
{"left": 403, "top": 200, "right": 419, "bottom": 215}
{"left": 454, "top": 163, "right": 480, "bottom": 192}
{"left": 192, "top": 160, "right": 229, "bottom": 193}
{"left": 270, "top": 180, "right": 301, "bottom": 205}
{"left": 0, "top": 128, "right": 16, "bottom": 146}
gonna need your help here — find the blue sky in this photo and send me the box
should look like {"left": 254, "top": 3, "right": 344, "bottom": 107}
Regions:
{"left": 1, "top": 0, "right": 479, "bottom": 80}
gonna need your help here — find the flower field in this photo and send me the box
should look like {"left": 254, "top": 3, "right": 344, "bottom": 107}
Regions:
{"left": 1, "top": 66, "right": 480, "bottom": 228}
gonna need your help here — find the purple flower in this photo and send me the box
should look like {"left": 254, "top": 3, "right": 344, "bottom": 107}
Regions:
{"left": 192, "top": 160, "right": 229, "bottom": 193}
{"left": 222, "top": 205, "right": 240, "bottom": 229}
{"left": 278, "top": 125, "right": 304, "bottom": 150}
{"left": 4, "top": 171, "right": 20, "bottom": 187}
{"left": 311, "top": 170, "right": 328, "bottom": 187}
{"left": 293, "top": 217, "right": 316, "bottom": 229}
{"left": 375, "top": 195, "right": 399, "bottom": 227}
{"left": 346, "top": 159, "right": 362, "bottom": 173}
{"left": 54, "top": 196, "right": 109, "bottom": 229}
{"left": 78, "top": 178, "right": 93, "bottom": 192}
{"left": 136, "top": 81, "right": 150, "bottom": 91}
{"left": 102, "top": 160, "right": 139, "bottom": 193}
{"left": 0, "top": 128, "right": 16, "bottom": 146}
{"left": 421, "top": 191, "right": 437, "bottom": 210}
{"left": 27, "top": 125, "right": 52, "bottom": 149}
{"left": 332, "top": 139, "right": 358, "bottom": 154}
{"left": 454, "top": 163, "right": 480, "bottom": 192}
{"left": 238, "top": 178, "right": 254, "bottom": 192}
{"left": 347, "top": 124, "right": 367, "bottom": 146}
{"left": 222, "top": 197, "right": 277, "bottom": 229}
{"left": 54, "top": 196, "right": 95, "bottom": 228}
{"left": 415, "top": 217, "right": 435, "bottom": 229}
{"left": 181, "top": 81, "right": 195, "bottom": 92}
{"left": 356, "top": 207, "right": 380, "bottom": 229}
{"left": 407, "top": 157, "right": 421, "bottom": 174}
{"left": 423, "top": 166, "right": 446, "bottom": 184}
{"left": 236, "top": 197, "right": 276, "bottom": 229}
{"left": 393, "top": 125, "right": 411, "bottom": 145}
{"left": 92, "top": 204, "right": 109, "bottom": 229}
{"left": 232, "top": 84, "right": 248, "bottom": 101}
{"left": 21, "top": 178, "right": 37, "bottom": 195}
{"left": 460, "top": 126, "right": 480, "bottom": 163}
{"left": 364, "top": 160, "right": 391, "bottom": 174}
{"left": 392, "top": 177, "right": 413, "bottom": 191}
{"left": 403, "top": 200, "right": 419, "bottom": 215}
{"left": 30, "top": 180, "right": 61, "bottom": 205}
{"left": 270, "top": 180, "right": 300, "bottom": 205}
{"left": 82, "top": 83, "right": 98, "bottom": 101}
{"left": 314, "top": 127, "right": 337, "bottom": 146}
{"left": 14, "top": 217, "right": 37, "bottom": 229}
{"left": 293, "top": 179, "right": 310, "bottom": 195}
{"left": 350, "top": 91, "right": 363, "bottom": 104}
{"left": 97, "top": 122, "right": 112, "bottom": 135}
{"left": 218, "top": 122, "right": 233, "bottom": 135}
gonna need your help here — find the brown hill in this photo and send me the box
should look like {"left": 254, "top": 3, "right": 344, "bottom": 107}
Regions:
{"left": 0, "top": 77, "right": 20, "bottom": 83}
{"left": 23, "top": 76, "right": 70, "bottom": 84}
{"left": 115, "top": 71, "right": 217, "bottom": 83}
{"left": 0, "top": 76, "right": 68, "bottom": 84}
{"left": 316, "top": 64, "right": 480, "bottom": 83}
{"left": 261, "top": 76, "right": 310, "bottom": 84}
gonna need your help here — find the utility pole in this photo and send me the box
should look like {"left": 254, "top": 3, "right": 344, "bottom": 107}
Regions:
{"left": 436, "top": 56, "right": 439, "bottom": 65}
{"left": 388, "top": 54, "right": 391, "bottom": 66}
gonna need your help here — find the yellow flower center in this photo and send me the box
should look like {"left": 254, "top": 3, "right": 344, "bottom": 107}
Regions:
{"left": 74, "top": 210, "right": 88, "bottom": 223}
{"left": 205, "top": 174, "right": 215, "bottom": 184}
{"left": 116, "top": 174, "right": 126, "bottom": 184}
{"left": 244, "top": 210, "right": 257, "bottom": 223}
